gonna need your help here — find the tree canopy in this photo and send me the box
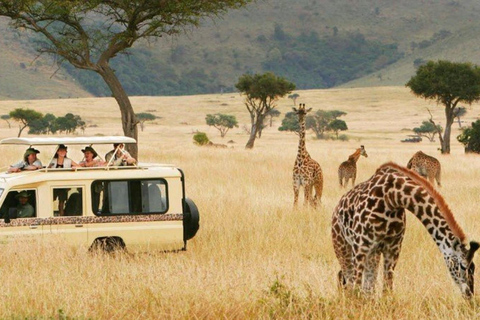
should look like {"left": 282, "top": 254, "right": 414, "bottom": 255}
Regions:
{"left": 406, "top": 60, "right": 480, "bottom": 154}
{"left": 9, "top": 108, "right": 43, "bottom": 137}
{"left": 236, "top": 72, "right": 295, "bottom": 148}
{"left": 205, "top": 114, "right": 238, "bottom": 138}
{"left": 0, "top": 0, "right": 253, "bottom": 158}
{"left": 413, "top": 120, "right": 442, "bottom": 142}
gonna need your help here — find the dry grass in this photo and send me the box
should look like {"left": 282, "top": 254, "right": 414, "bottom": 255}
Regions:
{"left": 0, "top": 86, "right": 479, "bottom": 319}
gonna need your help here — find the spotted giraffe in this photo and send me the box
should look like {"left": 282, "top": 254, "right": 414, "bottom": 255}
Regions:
{"left": 331, "top": 162, "right": 478, "bottom": 297}
{"left": 293, "top": 104, "right": 323, "bottom": 207}
{"left": 407, "top": 151, "right": 441, "bottom": 187}
{"left": 338, "top": 145, "right": 368, "bottom": 188}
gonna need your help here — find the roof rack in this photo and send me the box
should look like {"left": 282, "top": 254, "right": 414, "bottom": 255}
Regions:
{"left": 0, "top": 136, "right": 136, "bottom": 146}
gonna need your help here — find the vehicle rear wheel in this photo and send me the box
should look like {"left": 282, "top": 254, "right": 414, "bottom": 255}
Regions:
{"left": 183, "top": 198, "right": 200, "bottom": 242}
{"left": 89, "top": 236, "right": 126, "bottom": 253}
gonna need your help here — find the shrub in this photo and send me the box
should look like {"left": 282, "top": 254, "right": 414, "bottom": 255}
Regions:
{"left": 193, "top": 132, "right": 210, "bottom": 146}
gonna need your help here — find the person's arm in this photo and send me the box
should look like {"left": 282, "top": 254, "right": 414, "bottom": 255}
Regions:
{"left": 8, "top": 160, "right": 25, "bottom": 173}
{"left": 124, "top": 151, "right": 137, "bottom": 165}
{"left": 23, "top": 160, "right": 42, "bottom": 170}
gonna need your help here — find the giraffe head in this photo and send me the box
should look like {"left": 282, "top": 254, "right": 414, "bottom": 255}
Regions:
{"left": 360, "top": 145, "right": 368, "bottom": 158}
{"left": 292, "top": 103, "right": 312, "bottom": 116}
{"left": 445, "top": 240, "right": 479, "bottom": 298}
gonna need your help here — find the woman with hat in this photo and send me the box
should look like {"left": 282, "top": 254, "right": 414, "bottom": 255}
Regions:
{"left": 79, "top": 146, "right": 105, "bottom": 167}
{"left": 48, "top": 144, "right": 79, "bottom": 169}
{"left": 8, "top": 147, "right": 43, "bottom": 173}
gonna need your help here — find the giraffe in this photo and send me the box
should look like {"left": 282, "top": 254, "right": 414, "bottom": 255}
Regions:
{"left": 331, "top": 162, "right": 478, "bottom": 298}
{"left": 407, "top": 151, "right": 441, "bottom": 187}
{"left": 338, "top": 145, "right": 368, "bottom": 188}
{"left": 292, "top": 104, "right": 323, "bottom": 207}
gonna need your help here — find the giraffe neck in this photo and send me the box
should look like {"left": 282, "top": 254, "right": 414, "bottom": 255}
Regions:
{"left": 297, "top": 113, "right": 310, "bottom": 159}
{"left": 347, "top": 149, "right": 361, "bottom": 163}
{"left": 381, "top": 164, "right": 465, "bottom": 256}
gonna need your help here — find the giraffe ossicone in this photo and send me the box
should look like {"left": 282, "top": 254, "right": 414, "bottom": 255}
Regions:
{"left": 331, "top": 161, "right": 478, "bottom": 298}
{"left": 292, "top": 103, "right": 323, "bottom": 207}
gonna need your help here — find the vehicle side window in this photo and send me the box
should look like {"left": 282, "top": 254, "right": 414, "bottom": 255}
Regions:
{"left": 92, "top": 179, "right": 167, "bottom": 215}
{"left": 53, "top": 187, "right": 83, "bottom": 216}
{"left": 0, "top": 190, "right": 37, "bottom": 219}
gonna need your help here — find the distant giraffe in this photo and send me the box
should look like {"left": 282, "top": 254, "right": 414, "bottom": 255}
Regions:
{"left": 293, "top": 104, "right": 323, "bottom": 207}
{"left": 331, "top": 162, "right": 478, "bottom": 297}
{"left": 338, "top": 145, "right": 368, "bottom": 188}
{"left": 407, "top": 151, "right": 441, "bottom": 187}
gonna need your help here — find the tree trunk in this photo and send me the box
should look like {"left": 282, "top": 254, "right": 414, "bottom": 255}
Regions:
{"left": 245, "top": 113, "right": 257, "bottom": 149}
{"left": 441, "top": 108, "right": 455, "bottom": 154}
{"left": 97, "top": 63, "right": 139, "bottom": 159}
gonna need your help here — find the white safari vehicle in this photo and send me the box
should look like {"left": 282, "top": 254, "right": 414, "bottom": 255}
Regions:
{"left": 0, "top": 136, "right": 199, "bottom": 251}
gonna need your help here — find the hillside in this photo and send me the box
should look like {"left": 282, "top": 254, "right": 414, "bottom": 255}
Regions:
{"left": 2, "top": 0, "right": 480, "bottom": 99}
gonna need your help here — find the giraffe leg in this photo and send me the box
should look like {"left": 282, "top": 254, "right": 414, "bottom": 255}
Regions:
{"left": 383, "top": 233, "right": 405, "bottom": 293}
{"left": 332, "top": 215, "right": 355, "bottom": 290}
{"left": 304, "top": 183, "right": 312, "bottom": 207}
{"left": 293, "top": 180, "right": 300, "bottom": 207}
{"left": 363, "top": 251, "right": 381, "bottom": 293}
{"left": 313, "top": 181, "right": 323, "bottom": 206}
{"left": 352, "top": 172, "right": 357, "bottom": 188}
{"left": 436, "top": 170, "right": 442, "bottom": 187}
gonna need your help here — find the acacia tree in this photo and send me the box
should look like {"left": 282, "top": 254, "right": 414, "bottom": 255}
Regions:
{"left": 9, "top": 108, "right": 43, "bottom": 137}
{"left": 406, "top": 60, "right": 480, "bottom": 154}
{"left": 328, "top": 119, "right": 348, "bottom": 138}
{"left": 413, "top": 120, "right": 442, "bottom": 142}
{"left": 0, "top": 0, "right": 252, "bottom": 158}
{"left": 136, "top": 112, "right": 157, "bottom": 132}
{"left": 205, "top": 113, "right": 238, "bottom": 138}
{"left": 1, "top": 115, "right": 11, "bottom": 128}
{"left": 236, "top": 72, "right": 295, "bottom": 149}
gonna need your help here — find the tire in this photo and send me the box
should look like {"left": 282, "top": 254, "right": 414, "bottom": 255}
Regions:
{"left": 183, "top": 198, "right": 200, "bottom": 241}
{"left": 89, "top": 236, "right": 126, "bottom": 253}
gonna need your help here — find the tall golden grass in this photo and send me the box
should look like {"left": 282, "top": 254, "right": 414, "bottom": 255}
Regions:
{"left": 0, "top": 86, "right": 479, "bottom": 319}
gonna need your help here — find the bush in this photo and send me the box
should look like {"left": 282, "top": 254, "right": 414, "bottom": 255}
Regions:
{"left": 193, "top": 132, "right": 210, "bottom": 146}
{"left": 338, "top": 134, "right": 349, "bottom": 141}
{"left": 457, "top": 120, "right": 480, "bottom": 153}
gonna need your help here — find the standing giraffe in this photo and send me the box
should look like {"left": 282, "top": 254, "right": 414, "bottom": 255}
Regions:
{"left": 338, "top": 145, "right": 368, "bottom": 188}
{"left": 407, "top": 150, "right": 441, "bottom": 187}
{"left": 292, "top": 104, "right": 323, "bottom": 207}
{"left": 331, "top": 162, "right": 478, "bottom": 297}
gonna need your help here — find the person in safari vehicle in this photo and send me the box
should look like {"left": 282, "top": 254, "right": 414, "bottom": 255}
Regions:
{"left": 8, "top": 148, "right": 42, "bottom": 173}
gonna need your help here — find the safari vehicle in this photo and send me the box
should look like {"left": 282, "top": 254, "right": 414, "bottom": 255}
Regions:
{"left": 0, "top": 136, "right": 199, "bottom": 251}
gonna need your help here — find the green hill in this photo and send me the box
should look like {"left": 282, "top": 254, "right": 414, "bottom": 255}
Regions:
{"left": 2, "top": 0, "right": 480, "bottom": 99}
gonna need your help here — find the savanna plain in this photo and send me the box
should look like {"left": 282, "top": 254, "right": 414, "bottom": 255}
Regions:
{"left": 0, "top": 87, "right": 479, "bottom": 319}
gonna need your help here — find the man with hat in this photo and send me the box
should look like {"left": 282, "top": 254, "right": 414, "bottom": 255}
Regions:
{"left": 8, "top": 147, "right": 43, "bottom": 173}
{"left": 105, "top": 143, "right": 136, "bottom": 166}
{"left": 16, "top": 191, "right": 35, "bottom": 218}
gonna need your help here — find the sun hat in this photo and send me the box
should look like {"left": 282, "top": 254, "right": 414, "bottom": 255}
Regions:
{"left": 15, "top": 190, "right": 30, "bottom": 199}
{"left": 57, "top": 144, "right": 68, "bottom": 150}
{"left": 81, "top": 146, "right": 98, "bottom": 158}
{"left": 24, "top": 147, "right": 40, "bottom": 158}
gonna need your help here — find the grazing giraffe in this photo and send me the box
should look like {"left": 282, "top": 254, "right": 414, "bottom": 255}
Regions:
{"left": 338, "top": 145, "right": 368, "bottom": 188}
{"left": 407, "top": 151, "right": 441, "bottom": 187}
{"left": 293, "top": 104, "right": 323, "bottom": 207}
{"left": 331, "top": 162, "right": 478, "bottom": 297}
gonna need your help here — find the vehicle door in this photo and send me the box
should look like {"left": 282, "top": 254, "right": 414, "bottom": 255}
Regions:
{"left": 45, "top": 186, "right": 87, "bottom": 245}
{"left": 0, "top": 189, "right": 43, "bottom": 243}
